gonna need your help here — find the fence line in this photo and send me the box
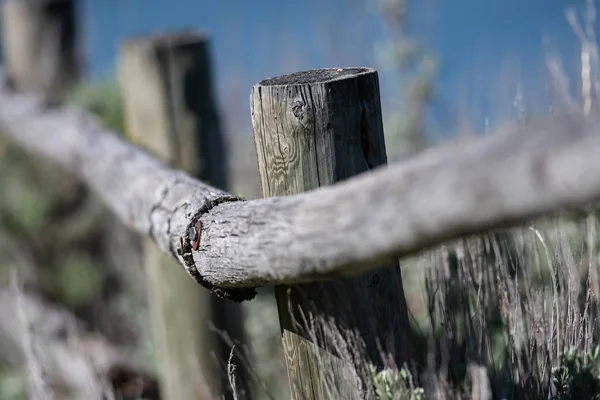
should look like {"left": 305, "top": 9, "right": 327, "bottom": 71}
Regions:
{"left": 1, "top": 74, "right": 600, "bottom": 301}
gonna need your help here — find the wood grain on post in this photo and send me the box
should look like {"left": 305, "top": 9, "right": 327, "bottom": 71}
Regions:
{"left": 0, "top": 0, "right": 81, "bottom": 102}
{"left": 251, "top": 68, "right": 410, "bottom": 399}
{"left": 119, "top": 31, "right": 246, "bottom": 400}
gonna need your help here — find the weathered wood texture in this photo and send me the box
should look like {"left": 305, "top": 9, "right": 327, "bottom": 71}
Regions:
{"left": 0, "top": 0, "right": 81, "bottom": 102}
{"left": 119, "top": 31, "right": 247, "bottom": 399}
{"left": 251, "top": 68, "right": 409, "bottom": 398}
{"left": 1, "top": 72, "right": 600, "bottom": 297}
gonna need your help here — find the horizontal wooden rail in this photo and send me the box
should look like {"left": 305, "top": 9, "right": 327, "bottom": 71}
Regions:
{"left": 1, "top": 73, "right": 600, "bottom": 301}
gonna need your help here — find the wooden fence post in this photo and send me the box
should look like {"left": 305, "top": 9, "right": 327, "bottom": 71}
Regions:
{"left": 251, "top": 67, "right": 411, "bottom": 399}
{"left": 119, "top": 31, "right": 247, "bottom": 400}
{"left": 0, "top": 0, "right": 81, "bottom": 102}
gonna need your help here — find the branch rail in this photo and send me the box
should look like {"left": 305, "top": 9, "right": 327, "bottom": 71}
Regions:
{"left": 1, "top": 73, "right": 600, "bottom": 301}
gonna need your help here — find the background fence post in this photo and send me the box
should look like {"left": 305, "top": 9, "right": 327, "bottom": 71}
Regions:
{"left": 250, "top": 68, "right": 411, "bottom": 399}
{"left": 0, "top": 0, "right": 81, "bottom": 102}
{"left": 119, "top": 31, "right": 247, "bottom": 400}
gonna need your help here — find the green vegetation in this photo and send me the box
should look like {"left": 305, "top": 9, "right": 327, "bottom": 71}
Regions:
{"left": 375, "top": 0, "right": 437, "bottom": 161}
{"left": 553, "top": 345, "right": 600, "bottom": 400}
{"left": 368, "top": 364, "right": 425, "bottom": 400}
{"left": 66, "top": 78, "right": 125, "bottom": 133}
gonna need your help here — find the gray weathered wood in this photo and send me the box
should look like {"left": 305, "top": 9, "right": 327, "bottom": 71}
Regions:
{"left": 1, "top": 73, "right": 600, "bottom": 298}
{"left": 0, "top": 0, "right": 81, "bottom": 103}
{"left": 250, "top": 67, "right": 409, "bottom": 398}
{"left": 119, "top": 31, "right": 247, "bottom": 399}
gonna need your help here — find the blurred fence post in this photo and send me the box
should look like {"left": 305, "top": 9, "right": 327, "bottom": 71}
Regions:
{"left": 250, "top": 68, "right": 411, "bottom": 399}
{"left": 0, "top": 0, "right": 81, "bottom": 102}
{"left": 119, "top": 31, "right": 248, "bottom": 400}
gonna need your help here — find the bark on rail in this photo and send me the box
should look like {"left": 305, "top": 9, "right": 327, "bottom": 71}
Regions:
{"left": 1, "top": 74, "right": 600, "bottom": 301}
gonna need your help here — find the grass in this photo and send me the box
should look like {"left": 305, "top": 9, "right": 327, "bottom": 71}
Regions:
{"left": 265, "top": 218, "right": 600, "bottom": 399}
{"left": 404, "top": 222, "right": 600, "bottom": 398}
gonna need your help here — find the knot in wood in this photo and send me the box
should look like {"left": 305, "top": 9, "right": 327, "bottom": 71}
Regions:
{"left": 291, "top": 99, "right": 305, "bottom": 118}
{"left": 290, "top": 99, "right": 313, "bottom": 130}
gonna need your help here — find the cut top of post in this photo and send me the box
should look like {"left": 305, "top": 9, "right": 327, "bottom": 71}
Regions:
{"left": 250, "top": 66, "right": 387, "bottom": 192}
{"left": 258, "top": 67, "right": 375, "bottom": 86}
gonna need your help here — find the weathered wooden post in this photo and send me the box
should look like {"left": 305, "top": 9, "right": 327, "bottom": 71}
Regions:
{"left": 251, "top": 68, "right": 410, "bottom": 399}
{"left": 119, "top": 31, "right": 247, "bottom": 400}
{"left": 0, "top": 0, "right": 81, "bottom": 102}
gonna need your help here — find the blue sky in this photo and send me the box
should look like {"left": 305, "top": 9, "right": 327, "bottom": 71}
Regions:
{"left": 80, "top": 0, "right": 591, "bottom": 134}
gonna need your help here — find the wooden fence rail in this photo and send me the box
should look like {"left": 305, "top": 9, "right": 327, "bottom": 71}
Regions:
{"left": 1, "top": 72, "right": 600, "bottom": 301}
